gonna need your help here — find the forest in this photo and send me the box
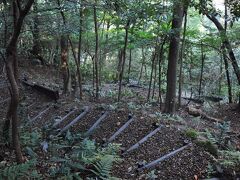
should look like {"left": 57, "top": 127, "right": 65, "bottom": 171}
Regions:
{"left": 0, "top": 0, "right": 240, "bottom": 179}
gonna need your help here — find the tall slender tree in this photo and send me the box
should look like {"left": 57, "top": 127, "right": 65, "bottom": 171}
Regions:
{"left": 4, "top": 0, "right": 34, "bottom": 163}
{"left": 164, "top": 0, "right": 184, "bottom": 114}
{"left": 178, "top": 4, "right": 188, "bottom": 106}
{"left": 94, "top": 3, "right": 99, "bottom": 99}
{"left": 117, "top": 20, "right": 130, "bottom": 102}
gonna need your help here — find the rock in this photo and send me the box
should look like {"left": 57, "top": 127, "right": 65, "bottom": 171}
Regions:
{"left": 183, "top": 139, "right": 190, "bottom": 145}
{"left": 127, "top": 166, "right": 133, "bottom": 172}
{"left": 0, "top": 161, "right": 7, "bottom": 165}
{"left": 31, "top": 59, "right": 42, "bottom": 66}
{"left": 54, "top": 116, "right": 61, "bottom": 122}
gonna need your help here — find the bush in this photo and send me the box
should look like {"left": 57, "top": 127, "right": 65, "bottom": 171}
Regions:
{"left": 185, "top": 129, "right": 198, "bottom": 140}
{"left": 196, "top": 140, "right": 218, "bottom": 157}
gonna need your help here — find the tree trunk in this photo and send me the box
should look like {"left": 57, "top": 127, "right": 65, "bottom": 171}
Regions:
{"left": 6, "top": 54, "right": 23, "bottom": 163}
{"left": 99, "top": 12, "right": 106, "bottom": 87}
{"left": 77, "top": 3, "right": 83, "bottom": 99}
{"left": 164, "top": 0, "right": 184, "bottom": 114}
{"left": 219, "top": 52, "right": 223, "bottom": 94}
{"left": 158, "top": 38, "right": 166, "bottom": 106}
{"left": 222, "top": 45, "right": 233, "bottom": 103}
{"left": 60, "top": 35, "right": 71, "bottom": 94}
{"left": 206, "top": 14, "right": 240, "bottom": 104}
{"left": 116, "top": 50, "right": 123, "bottom": 83}
{"left": 94, "top": 5, "right": 99, "bottom": 99}
{"left": 57, "top": 0, "right": 81, "bottom": 96}
{"left": 152, "top": 49, "right": 158, "bottom": 100}
{"left": 147, "top": 49, "right": 156, "bottom": 101}
{"left": 4, "top": 0, "right": 34, "bottom": 163}
{"left": 117, "top": 20, "right": 130, "bottom": 102}
{"left": 189, "top": 56, "right": 193, "bottom": 99}
{"left": 31, "top": 0, "right": 44, "bottom": 65}
{"left": 128, "top": 48, "right": 132, "bottom": 82}
{"left": 198, "top": 42, "right": 205, "bottom": 96}
{"left": 68, "top": 39, "right": 82, "bottom": 98}
{"left": 178, "top": 9, "right": 188, "bottom": 106}
{"left": 222, "top": 1, "right": 232, "bottom": 103}
{"left": 138, "top": 47, "right": 145, "bottom": 83}
{"left": 92, "top": 55, "right": 95, "bottom": 90}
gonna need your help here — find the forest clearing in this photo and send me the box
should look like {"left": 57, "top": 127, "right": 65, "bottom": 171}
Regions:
{"left": 0, "top": 0, "right": 240, "bottom": 179}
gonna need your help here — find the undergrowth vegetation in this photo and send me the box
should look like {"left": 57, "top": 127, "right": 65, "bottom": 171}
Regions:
{"left": 195, "top": 121, "right": 240, "bottom": 175}
{"left": 0, "top": 123, "right": 121, "bottom": 180}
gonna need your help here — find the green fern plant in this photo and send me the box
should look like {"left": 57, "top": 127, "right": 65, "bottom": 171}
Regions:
{"left": 218, "top": 150, "right": 240, "bottom": 168}
{"left": 203, "top": 122, "right": 230, "bottom": 148}
{"left": 20, "top": 128, "right": 41, "bottom": 148}
{"left": 91, "top": 155, "right": 116, "bottom": 180}
{"left": 216, "top": 121, "right": 230, "bottom": 146}
{"left": 0, "top": 159, "right": 41, "bottom": 180}
{"left": 48, "top": 134, "right": 121, "bottom": 179}
{"left": 146, "top": 170, "right": 158, "bottom": 179}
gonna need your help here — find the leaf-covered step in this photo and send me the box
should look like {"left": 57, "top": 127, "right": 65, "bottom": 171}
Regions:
{"left": 58, "top": 106, "right": 90, "bottom": 135}
{"left": 123, "top": 125, "right": 163, "bottom": 155}
{"left": 54, "top": 106, "right": 86, "bottom": 130}
{"left": 28, "top": 103, "right": 53, "bottom": 124}
{"left": 106, "top": 115, "right": 134, "bottom": 144}
{"left": 34, "top": 102, "right": 78, "bottom": 128}
{"left": 112, "top": 114, "right": 159, "bottom": 149}
{"left": 70, "top": 108, "right": 104, "bottom": 134}
{"left": 90, "top": 109, "right": 131, "bottom": 143}
{"left": 52, "top": 108, "right": 77, "bottom": 128}
{"left": 137, "top": 143, "right": 191, "bottom": 171}
{"left": 140, "top": 144, "right": 213, "bottom": 180}
{"left": 85, "top": 111, "right": 109, "bottom": 137}
{"left": 112, "top": 126, "right": 187, "bottom": 179}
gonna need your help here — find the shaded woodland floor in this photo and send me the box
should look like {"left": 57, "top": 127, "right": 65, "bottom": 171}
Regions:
{"left": 0, "top": 61, "right": 240, "bottom": 179}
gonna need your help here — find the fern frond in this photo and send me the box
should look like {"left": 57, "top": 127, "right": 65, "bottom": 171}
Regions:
{"left": 91, "top": 155, "right": 114, "bottom": 179}
{"left": 0, "top": 159, "right": 40, "bottom": 179}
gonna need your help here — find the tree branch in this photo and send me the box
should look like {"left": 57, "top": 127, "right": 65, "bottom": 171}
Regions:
{"left": 20, "top": 0, "right": 34, "bottom": 16}
{"left": 16, "top": 0, "right": 22, "bottom": 12}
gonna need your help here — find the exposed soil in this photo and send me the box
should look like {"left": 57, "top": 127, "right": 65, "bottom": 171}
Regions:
{"left": 55, "top": 107, "right": 85, "bottom": 129}
{"left": 71, "top": 108, "right": 103, "bottom": 134}
{"left": 113, "top": 114, "right": 159, "bottom": 149}
{"left": 216, "top": 104, "right": 240, "bottom": 132}
{"left": 113, "top": 126, "right": 192, "bottom": 179}
{"left": 90, "top": 109, "right": 131, "bottom": 143}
